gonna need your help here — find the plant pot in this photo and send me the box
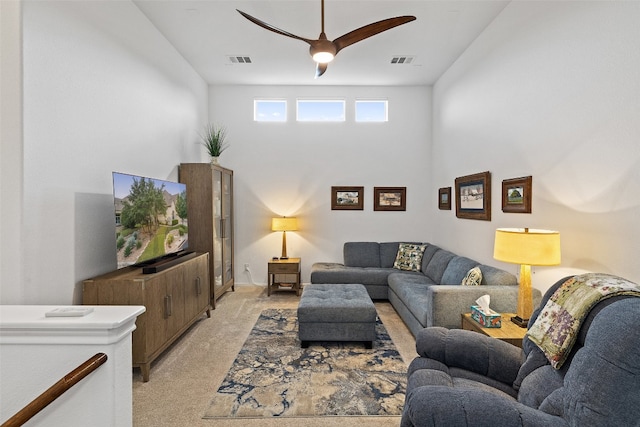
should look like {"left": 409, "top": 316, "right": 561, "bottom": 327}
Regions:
{"left": 210, "top": 156, "right": 220, "bottom": 165}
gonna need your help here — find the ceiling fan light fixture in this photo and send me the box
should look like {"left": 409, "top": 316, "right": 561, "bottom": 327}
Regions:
{"left": 312, "top": 51, "right": 335, "bottom": 63}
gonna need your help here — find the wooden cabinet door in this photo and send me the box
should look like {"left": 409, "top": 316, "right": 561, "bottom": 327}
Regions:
{"left": 139, "top": 276, "right": 169, "bottom": 363}
{"left": 184, "top": 254, "right": 210, "bottom": 321}
{"left": 161, "top": 266, "right": 186, "bottom": 338}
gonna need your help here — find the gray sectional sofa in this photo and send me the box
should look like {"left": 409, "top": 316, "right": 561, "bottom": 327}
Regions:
{"left": 311, "top": 241, "right": 542, "bottom": 336}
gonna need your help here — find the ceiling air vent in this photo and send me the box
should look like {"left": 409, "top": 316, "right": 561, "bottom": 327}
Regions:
{"left": 228, "top": 56, "right": 252, "bottom": 64}
{"left": 390, "top": 56, "right": 415, "bottom": 64}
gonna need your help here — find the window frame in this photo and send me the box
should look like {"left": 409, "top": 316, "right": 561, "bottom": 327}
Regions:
{"left": 355, "top": 99, "right": 388, "bottom": 123}
{"left": 254, "top": 99, "right": 288, "bottom": 122}
{"left": 296, "top": 99, "right": 346, "bottom": 122}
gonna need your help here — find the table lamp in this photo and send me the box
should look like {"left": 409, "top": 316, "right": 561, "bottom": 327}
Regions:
{"left": 271, "top": 217, "right": 298, "bottom": 259}
{"left": 493, "top": 228, "right": 561, "bottom": 327}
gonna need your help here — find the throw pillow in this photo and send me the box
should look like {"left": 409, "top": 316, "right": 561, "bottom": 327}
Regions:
{"left": 393, "top": 243, "right": 427, "bottom": 272}
{"left": 462, "top": 266, "right": 483, "bottom": 286}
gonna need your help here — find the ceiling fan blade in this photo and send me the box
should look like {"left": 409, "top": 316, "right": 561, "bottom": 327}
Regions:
{"left": 315, "top": 63, "right": 328, "bottom": 79}
{"left": 236, "top": 9, "right": 313, "bottom": 45}
{"left": 332, "top": 16, "right": 416, "bottom": 53}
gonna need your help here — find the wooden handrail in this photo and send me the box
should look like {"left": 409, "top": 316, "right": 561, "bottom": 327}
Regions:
{"left": 1, "top": 353, "right": 108, "bottom": 427}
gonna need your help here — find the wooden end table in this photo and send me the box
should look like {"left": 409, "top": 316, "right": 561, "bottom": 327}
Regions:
{"left": 267, "top": 258, "right": 301, "bottom": 296}
{"left": 461, "top": 313, "right": 527, "bottom": 348}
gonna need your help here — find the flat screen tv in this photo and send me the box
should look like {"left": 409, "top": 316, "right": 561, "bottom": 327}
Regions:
{"left": 112, "top": 172, "right": 188, "bottom": 269}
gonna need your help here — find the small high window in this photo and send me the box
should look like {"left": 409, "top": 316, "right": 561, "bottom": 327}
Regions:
{"left": 297, "top": 100, "right": 345, "bottom": 122}
{"left": 355, "top": 100, "right": 388, "bottom": 122}
{"left": 254, "top": 100, "right": 287, "bottom": 122}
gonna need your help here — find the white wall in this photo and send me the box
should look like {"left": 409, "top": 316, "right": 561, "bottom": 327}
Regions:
{"left": 209, "top": 85, "right": 432, "bottom": 285}
{"left": 2, "top": 1, "right": 208, "bottom": 304}
{"left": 431, "top": 1, "right": 640, "bottom": 293}
{"left": 0, "top": 1, "right": 24, "bottom": 303}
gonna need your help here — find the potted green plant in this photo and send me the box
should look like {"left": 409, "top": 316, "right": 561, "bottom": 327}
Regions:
{"left": 200, "top": 123, "right": 229, "bottom": 165}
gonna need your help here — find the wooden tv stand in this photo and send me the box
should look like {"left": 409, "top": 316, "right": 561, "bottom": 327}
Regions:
{"left": 83, "top": 252, "right": 211, "bottom": 381}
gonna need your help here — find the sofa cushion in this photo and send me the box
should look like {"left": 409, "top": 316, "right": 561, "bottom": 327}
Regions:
{"left": 424, "top": 250, "right": 456, "bottom": 283}
{"left": 310, "top": 263, "right": 393, "bottom": 286}
{"left": 518, "top": 363, "right": 564, "bottom": 409}
{"left": 413, "top": 327, "right": 523, "bottom": 388}
{"left": 388, "top": 272, "right": 435, "bottom": 326}
{"left": 441, "top": 256, "right": 480, "bottom": 285}
{"left": 394, "top": 243, "right": 427, "bottom": 272}
{"left": 343, "top": 242, "right": 380, "bottom": 267}
{"left": 388, "top": 271, "right": 433, "bottom": 287}
{"left": 420, "top": 244, "right": 440, "bottom": 273}
{"left": 380, "top": 242, "right": 422, "bottom": 268}
{"left": 462, "top": 267, "right": 483, "bottom": 286}
{"left": 379, "top": 242, "right": 399, "bottom": 267}
{"left": 479, "top": 265, "right": 518, "bottom": 286}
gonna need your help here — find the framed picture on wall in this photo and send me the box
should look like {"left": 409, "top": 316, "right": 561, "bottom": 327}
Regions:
{"left": 438, "top": 187, "right": 451, "bottom": 210}
{"left": 455, "top": 171, "right": 491, "bottom": 221}
{"left": 374, "top": 187, "right": 406, "bottom": 211}
{"left": 331, "top": 186, "right": 364, "bottom": 210}
{"left": 502, "top": 176, "right": 532, "bottom": 213}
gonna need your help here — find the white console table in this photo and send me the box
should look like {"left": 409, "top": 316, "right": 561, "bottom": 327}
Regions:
{"left": 0, "top": 305, "right": 145, "bottom": 427}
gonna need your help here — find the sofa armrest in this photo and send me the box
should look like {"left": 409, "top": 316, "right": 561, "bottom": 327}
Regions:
{"left": 414, "top": 327, "right": 523, "bottom": 385}
{"left": 426, "top": 285, "right": 539, "bottom": 329}
{"left": 401, "top": 386, "right": 568, "bottom": 427}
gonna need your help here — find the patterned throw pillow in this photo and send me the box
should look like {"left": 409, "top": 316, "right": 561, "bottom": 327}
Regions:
{"left": 393, "top": 243, "right": 427, "bottom": 272}
{"left": 462, "top": 266, "right": 483, "bottom": 286}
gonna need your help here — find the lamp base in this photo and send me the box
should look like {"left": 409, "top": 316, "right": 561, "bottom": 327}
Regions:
{"left": 511, "top": 315, "right": 529, "bottom": 328}
{"left": 279, "top": 256, "right": 289, "bottom": 260}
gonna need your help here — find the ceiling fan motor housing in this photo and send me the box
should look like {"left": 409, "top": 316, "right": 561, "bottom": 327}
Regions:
{"left": 310, "top": 35, "right": 337, "bottom": 63}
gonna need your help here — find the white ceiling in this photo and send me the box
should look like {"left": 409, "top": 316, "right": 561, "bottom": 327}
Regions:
{"left": 133, "top": 0, "right": 510, "bottom": 86}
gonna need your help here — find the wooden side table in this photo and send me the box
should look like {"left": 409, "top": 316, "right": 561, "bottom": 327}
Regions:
{"left": 461, "top": 313, "right": 527, "bottom": 348}
{"left": 268, "top": 258, "right": 301, "bottom": 296}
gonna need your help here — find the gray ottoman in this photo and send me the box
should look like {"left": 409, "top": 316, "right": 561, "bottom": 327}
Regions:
{"left": 297, "top": 283, "right": 377, "bottom": 348}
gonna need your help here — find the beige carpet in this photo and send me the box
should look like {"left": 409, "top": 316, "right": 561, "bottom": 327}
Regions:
{"left": 132, "top": 284, "right": 417, "bottom": 427}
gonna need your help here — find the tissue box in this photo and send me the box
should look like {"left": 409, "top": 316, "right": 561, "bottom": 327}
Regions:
{"left": 471, "top": 305, "right": 502, "bottom": 328}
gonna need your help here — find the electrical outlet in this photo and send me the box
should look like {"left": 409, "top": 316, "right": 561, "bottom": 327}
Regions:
{"left": 244, "top": 263, "right": 250, "bottom": 271}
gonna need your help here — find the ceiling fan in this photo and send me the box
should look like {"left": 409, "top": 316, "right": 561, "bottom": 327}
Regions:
{"left": 237, "top": 0, "right": 416, "bottom": 78}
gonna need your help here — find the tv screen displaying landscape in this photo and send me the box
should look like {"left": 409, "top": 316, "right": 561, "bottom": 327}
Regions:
{"left": 112, "top": 172, "right": 188, "bottom": 269}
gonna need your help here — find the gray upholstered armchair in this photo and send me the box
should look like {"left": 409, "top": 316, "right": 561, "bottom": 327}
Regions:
{"left": 401, "top": 275, "right": 640, "bottom": 427}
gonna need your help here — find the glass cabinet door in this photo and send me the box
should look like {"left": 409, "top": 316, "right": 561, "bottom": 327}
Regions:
{"left": 212, "top": 168, "right": 223, "bottom": 293}
{"left": 222, "top": 170, "right": 233, "bottom": 285}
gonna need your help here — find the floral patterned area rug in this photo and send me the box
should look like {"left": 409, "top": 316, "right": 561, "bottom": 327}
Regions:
{"left": 203, "top": 308, "right": 407, "bottom": 418}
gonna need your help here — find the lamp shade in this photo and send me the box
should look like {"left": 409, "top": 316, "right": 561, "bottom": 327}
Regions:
{"left": 493, "top": 228, "right": 561, "bottom": 266}
{"left": 271, "top": 217, "right": 298, "bottom": 232}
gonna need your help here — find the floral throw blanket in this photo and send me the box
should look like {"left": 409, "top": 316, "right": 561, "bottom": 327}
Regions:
{"left": 527, "top": 273, "right": 640, "bottom": 369}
